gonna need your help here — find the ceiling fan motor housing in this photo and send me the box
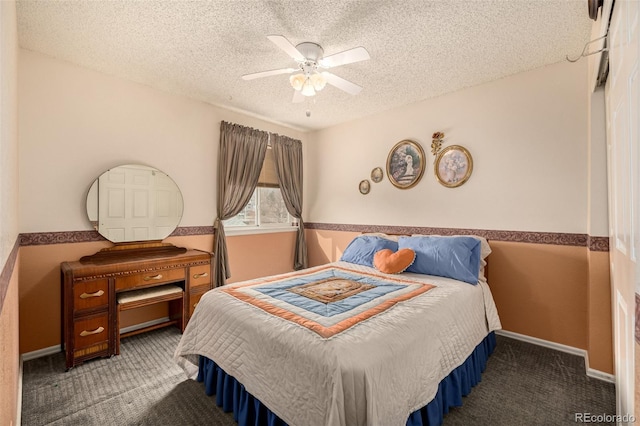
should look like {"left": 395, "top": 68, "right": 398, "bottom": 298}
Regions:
{"left": 296, "top": 42, "right": 324, "bottom": 62}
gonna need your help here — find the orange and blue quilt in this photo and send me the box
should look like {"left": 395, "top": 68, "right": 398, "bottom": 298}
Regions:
{"left": 222, "top": 265, "right": 434, "bottom": 338}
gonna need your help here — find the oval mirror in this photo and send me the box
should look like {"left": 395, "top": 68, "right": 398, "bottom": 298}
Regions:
{"left": 86, "top": 164, "right": 184, "bottom": 243}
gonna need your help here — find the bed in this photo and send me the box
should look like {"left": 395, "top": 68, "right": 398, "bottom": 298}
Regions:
{"left": 174, "top": 234, "right": 501, "bottom": 426}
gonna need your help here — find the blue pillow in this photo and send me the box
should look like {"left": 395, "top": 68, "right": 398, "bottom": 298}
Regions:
{"left": 398, "top": 236, "right": 481, "bottom": 284}
{"left": 340, "top": 236, "right": 398, "bottom": 267}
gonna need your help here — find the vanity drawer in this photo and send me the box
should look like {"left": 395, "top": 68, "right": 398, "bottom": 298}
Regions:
{"left": 73, "top": 313, "right": 109, "bottom": 349}
{"left": 73, "top": 279, "right": 109, "bottom": 312}
{"left": 189, "top": 264, "right": 211, "bottom": 288}
{"left": 115, "top": 268, "right": 185, "bottom": 291}
{"left": 188, "top": 290, "right": 208, "bottom": 319}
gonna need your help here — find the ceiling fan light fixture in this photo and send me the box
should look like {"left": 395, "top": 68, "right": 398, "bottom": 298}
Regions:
{"left": 310, "top": 73, "right": 326, "bottom": 91}
{"left": 245, "top": 35, "right": 371, "bottom": 102}
{"left": 289, "top": 74, "right": 305, "bottom": 91}
{"left": 301, "top": 79, "right": 316, "bottom": 97}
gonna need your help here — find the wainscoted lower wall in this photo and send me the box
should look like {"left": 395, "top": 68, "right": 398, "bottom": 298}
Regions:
{"left": 637, "top": 341, "right": 640, "bottom": 410}
{"left": 305, "top": 224, "right": 613, "bottom": 374}
{"left": 16, "top": 223, "right": 613, "bottom": 377}
{"left": 1, "top": 2, "right": 20, "bottom": 425}
{"left": 587, "top": 249, "right": 612, "bottom": 373}
{"left": 0, "top": 242, "right": 20, "bottom": 426}
{"left": 18, "top": 230, "right": 296, "bottom": 354}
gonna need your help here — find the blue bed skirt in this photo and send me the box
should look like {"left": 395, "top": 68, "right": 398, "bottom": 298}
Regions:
{"left": 197, "top": 331, "right": 496, "bottom": 426}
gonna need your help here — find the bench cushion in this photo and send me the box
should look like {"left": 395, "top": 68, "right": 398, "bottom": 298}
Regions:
{"left": 117, "top": 284, "right": 183, "bottom": 305}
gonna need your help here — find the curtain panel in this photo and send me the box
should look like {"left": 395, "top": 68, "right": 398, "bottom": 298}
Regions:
{"left": 214, "top": 121, "right": 269, "bottom": 287}
{"left": 272, "top": 134, "right": 308, "bottom": 270}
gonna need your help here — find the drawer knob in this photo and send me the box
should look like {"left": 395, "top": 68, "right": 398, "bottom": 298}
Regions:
{"left": 79, "top": 290, "right": 105, "bottom": 299}
{"left": 79, "top": 326, "right": 104, "bottom": 337}
{"left": 144, "top": 274, "right": 163, "bottom": 281}
{"left": 193, "top": 272, "right": 208, "bottom": 279}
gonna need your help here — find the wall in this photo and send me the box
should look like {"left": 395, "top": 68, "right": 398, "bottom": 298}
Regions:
{"left": 0, "top": 255, "right": 19, "bottom": 426}
{"left": 19, "top": 49, "right": 306, "bottom": 233}
{"left": 305, "top": 61, "right": 589, "bottom": 233}
{"left": 0, "top": 2, "right": 19, "bottom": 266}
{"left": 304, "top": 60, "right": 613, "bottom": 374}
{"left": 17, "top": 50, "right": 304, "bottom": 353}
{"left": 17, "top": 37, "right": 613, "bottom": 378}
{"left": 0, "top": 1, "right": 21, "bottom": 425}
{"left": 586, "top": 87, "right": 612, "bottom": 373}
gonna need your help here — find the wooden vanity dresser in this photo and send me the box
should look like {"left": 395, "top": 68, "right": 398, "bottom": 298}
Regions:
{"left": 61, "top": 242, "right": 213, "bottom": 370}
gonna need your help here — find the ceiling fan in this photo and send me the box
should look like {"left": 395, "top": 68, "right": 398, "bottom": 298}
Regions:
{"left": 241, "top": 35, "right": 371, "bottom": 103}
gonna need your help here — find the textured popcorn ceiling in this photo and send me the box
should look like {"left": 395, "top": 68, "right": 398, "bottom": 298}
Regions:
{"left": 16, "top": 1, "right": 592, "bottom": 131}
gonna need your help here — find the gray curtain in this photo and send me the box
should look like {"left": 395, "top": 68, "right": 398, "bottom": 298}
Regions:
{"left": 214, "top": 121, "right": 269, "bottom": 287}
{"left": 272, "top": 133, "right": 308, "bottom": 270}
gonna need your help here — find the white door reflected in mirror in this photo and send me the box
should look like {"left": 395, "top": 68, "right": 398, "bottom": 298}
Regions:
{"left": 86, "top": 164, "right": 184, "bottom": 243}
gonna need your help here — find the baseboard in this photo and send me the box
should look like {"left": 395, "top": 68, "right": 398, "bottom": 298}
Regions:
{"left": 21, "top": 344, "right": 62, "bottom": 361}
{"left": 495, "top": 330, "right": 614, "bottom": 383}
{"left": 495, "top": 330, "right": 587, "bottom": 356}
{"left": 120, "top": 317, "right": 171, "bottom": 335}
{"left": 584, "top": 351, "right": 616, "bottom": 383}
{"left": 21, "top": 317, "right": 172, "bottom": 362}
{"left": 16, "top": 356, "right": 23, "bottom": 426}
{"left": 586, "top": 367, "right": 615, "bottom": 383}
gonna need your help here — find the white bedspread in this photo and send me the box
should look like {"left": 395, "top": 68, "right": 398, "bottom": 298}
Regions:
{"left": 174, "top": 261, "right": 501, "bottom": 426}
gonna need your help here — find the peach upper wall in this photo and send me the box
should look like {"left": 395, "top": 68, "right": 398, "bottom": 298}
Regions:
{"left": 1, "top": 1, "right": 19, "bottom": 270}
{"left": 305, "top": 60, "right": 594, "bottom": 235}
{"left": 18, "top": 49, "right": 306, "bottom": 234}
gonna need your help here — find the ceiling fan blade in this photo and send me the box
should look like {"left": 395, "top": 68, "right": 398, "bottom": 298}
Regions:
{"left": 322, "top": 72, "right": 363, "bottom": 95}
{"left": 292, "top": 90, "right": 305, "bottom": 103}
{"left": 267, "top": 35, "right": 306, "bottom": 62}
{"left": 319, "top": 47, "right": 370, "bottom": 68}
{"left": 241, "top": 67, "right": 297, "bottom": 80}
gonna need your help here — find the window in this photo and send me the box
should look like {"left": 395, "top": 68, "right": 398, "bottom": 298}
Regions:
{"left": 224, "top": 146, "right": 297, "bottom": 231}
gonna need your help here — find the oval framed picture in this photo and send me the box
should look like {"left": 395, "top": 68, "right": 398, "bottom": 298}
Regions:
{"left": 434, "top": 145, "right": 473, "bottom": 188}
{"left": 386, "top": 140, "right": 426, "bottom": 189}
{"left": 359, "top": 179, "right": 371, "bottom": 195}
{"left": 371, "top": 167, "right": 383, "bottom": 183}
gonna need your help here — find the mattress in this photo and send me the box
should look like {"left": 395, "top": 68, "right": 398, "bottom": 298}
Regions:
{"left": 174, "top": 261, "right": 501, "bottom": 426}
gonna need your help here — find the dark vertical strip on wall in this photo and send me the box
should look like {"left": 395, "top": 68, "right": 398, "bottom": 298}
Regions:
{"left": 0, "top": 238, "right": 20, "bottom": 316}
{"left": 636, "top": 293, "right": 640, "bottom": 344}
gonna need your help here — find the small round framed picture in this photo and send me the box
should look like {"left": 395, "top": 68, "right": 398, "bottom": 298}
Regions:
{"left": 359, "top": 179, "right": 371, "bottom": 195}
{"left": 434, "top": 145, "right": 473, "bottom": 188}
{"left": 371, "top": 167, "right": 383, "bottom": 183}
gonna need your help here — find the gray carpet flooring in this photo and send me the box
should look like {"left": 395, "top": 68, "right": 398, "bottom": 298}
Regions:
{"left": 21, "top": 328, "right": 615, "bottom": 426}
